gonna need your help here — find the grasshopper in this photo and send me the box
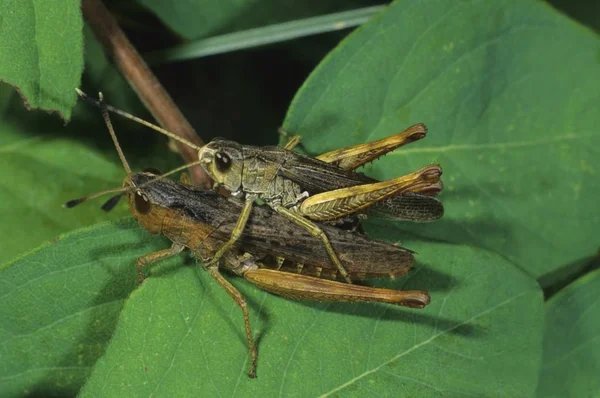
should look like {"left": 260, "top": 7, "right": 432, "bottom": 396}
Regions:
{"left": 75, "top": 90, "right": 442, "bottom": 285}
{"left": 67, "top": 94, "right": 430, "bottom": 378}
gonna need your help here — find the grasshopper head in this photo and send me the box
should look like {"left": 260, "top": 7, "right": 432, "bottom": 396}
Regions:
{"left": 199, "top": 139, "right": 244, "bottom": 192}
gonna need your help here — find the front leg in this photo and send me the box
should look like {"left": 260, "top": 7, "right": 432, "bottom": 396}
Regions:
{"left": 205, "top": 196, "right": 255, "bottom": 267}
{"left": 272, "top": 204, "right": 352, "bottom": 284}
{"left": 136, "top": 243, "right": 185, "bottom": 284}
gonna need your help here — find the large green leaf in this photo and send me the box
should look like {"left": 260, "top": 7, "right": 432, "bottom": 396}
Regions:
{"left": 537, "top": 268, "right": 600, "bottom": 397}
{"left": 0, "top": 0, "right": 83, "bottom": 120}
{"left": 69, "top": 226, "right": 542, "bottom": 397}
{"left": 283, "top": 0, "right": 600, "bottom": 282}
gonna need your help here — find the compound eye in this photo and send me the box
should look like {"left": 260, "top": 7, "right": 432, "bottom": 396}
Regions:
{"left": 215, "top": 152, "right": 232, "bottom": 172}
{"left": 134, "top": 190, "right": 151, "bottom": 215}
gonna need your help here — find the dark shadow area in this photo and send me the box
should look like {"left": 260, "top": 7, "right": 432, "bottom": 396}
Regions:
{"left": 548, "top": 0, "right": 600, "bottom": 33}
{"left": 304, "top": 300, "right": 483, "bottom": 339}
{"left": 365, "top": 216, "right": 514, "bottom": 250}
{"left": 22, "top": 390, "right": 77, "bottom": 398}
{"left": 541, "top": 251, "right": 600, "bottom": 299}
{"left": 151, "top": 42, "right": 327, "bottom": 147}
{"left": 358, "top": 262, "right": 460, "bottom": 293}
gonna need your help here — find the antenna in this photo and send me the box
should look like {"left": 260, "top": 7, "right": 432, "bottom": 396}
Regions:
{"left": 75, "top": 89, "right": 202, "bottom": 151}
{"left": 98, "top": 92, "right": 131, "bottom": 175}
{"left": 66, "top": 90, "right": 211, "bottom": 210}
{"left": 65, "top": 92, "right": 131, "bottom": 209}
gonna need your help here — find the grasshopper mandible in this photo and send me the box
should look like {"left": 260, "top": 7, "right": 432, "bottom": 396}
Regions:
{"left": 75, "top": 90, "right": 442, "bottom": 284}
{"left": 67, "top": 94, "right": 430, "bottom": 378}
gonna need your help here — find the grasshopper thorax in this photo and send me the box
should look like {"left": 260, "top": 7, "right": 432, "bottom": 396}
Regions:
{"left": 199, "top": 139, "right": 245, "bottom": 193}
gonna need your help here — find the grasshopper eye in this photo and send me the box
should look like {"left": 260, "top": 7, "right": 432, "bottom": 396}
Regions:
{"left": 215, "top": 152, "right": 232, "bottom": 172}
{"left": 134, "top": 191, "right": 151, "bottom": 214}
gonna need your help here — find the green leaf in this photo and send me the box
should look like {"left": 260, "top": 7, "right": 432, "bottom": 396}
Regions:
{"left": 283, "top": 0, "right": 600, "bottom": 281}
{"left": 0, "top": 220, "right": 161, "bottom": 397}
{"left": 0, "top": 0, "right": 83, "bottom": 120}
{"left": 75, "top": 231, "right": 542, "bottom": 397}
{"left": 138, "top": 0, "right": 380, "bottom": 40}
{"left": 537, "top": 268, "right": 600, "bottom": 397}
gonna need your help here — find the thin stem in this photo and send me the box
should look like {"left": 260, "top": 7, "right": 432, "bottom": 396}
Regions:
{"left": 146, "top": 6, "right": 386, "bottom": 64}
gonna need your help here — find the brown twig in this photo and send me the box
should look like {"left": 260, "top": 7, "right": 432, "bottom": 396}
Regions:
{"left": 81, "top": 0, "right": 212, "bottom": 188}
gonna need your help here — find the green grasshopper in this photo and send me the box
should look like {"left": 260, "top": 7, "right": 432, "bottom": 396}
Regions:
{"left": 67, "top": 94, "right": 430, "bottom": 378}
{"left": 75, "top": 90, "right": 442, "bottom": 284}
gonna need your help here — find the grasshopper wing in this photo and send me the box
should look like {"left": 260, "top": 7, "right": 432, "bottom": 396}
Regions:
{"left": 369, "top": 192, "right": 444, "bottom": 222}
{"left": 279, "top": 152, "right": 371, "bottom": 193}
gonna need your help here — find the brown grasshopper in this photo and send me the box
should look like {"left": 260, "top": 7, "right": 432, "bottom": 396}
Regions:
{"left": 75, "top": 90, "right": 442, "bottom": 285}
{"left": 67, "top": 94, "right": 430, "bottom": 378}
